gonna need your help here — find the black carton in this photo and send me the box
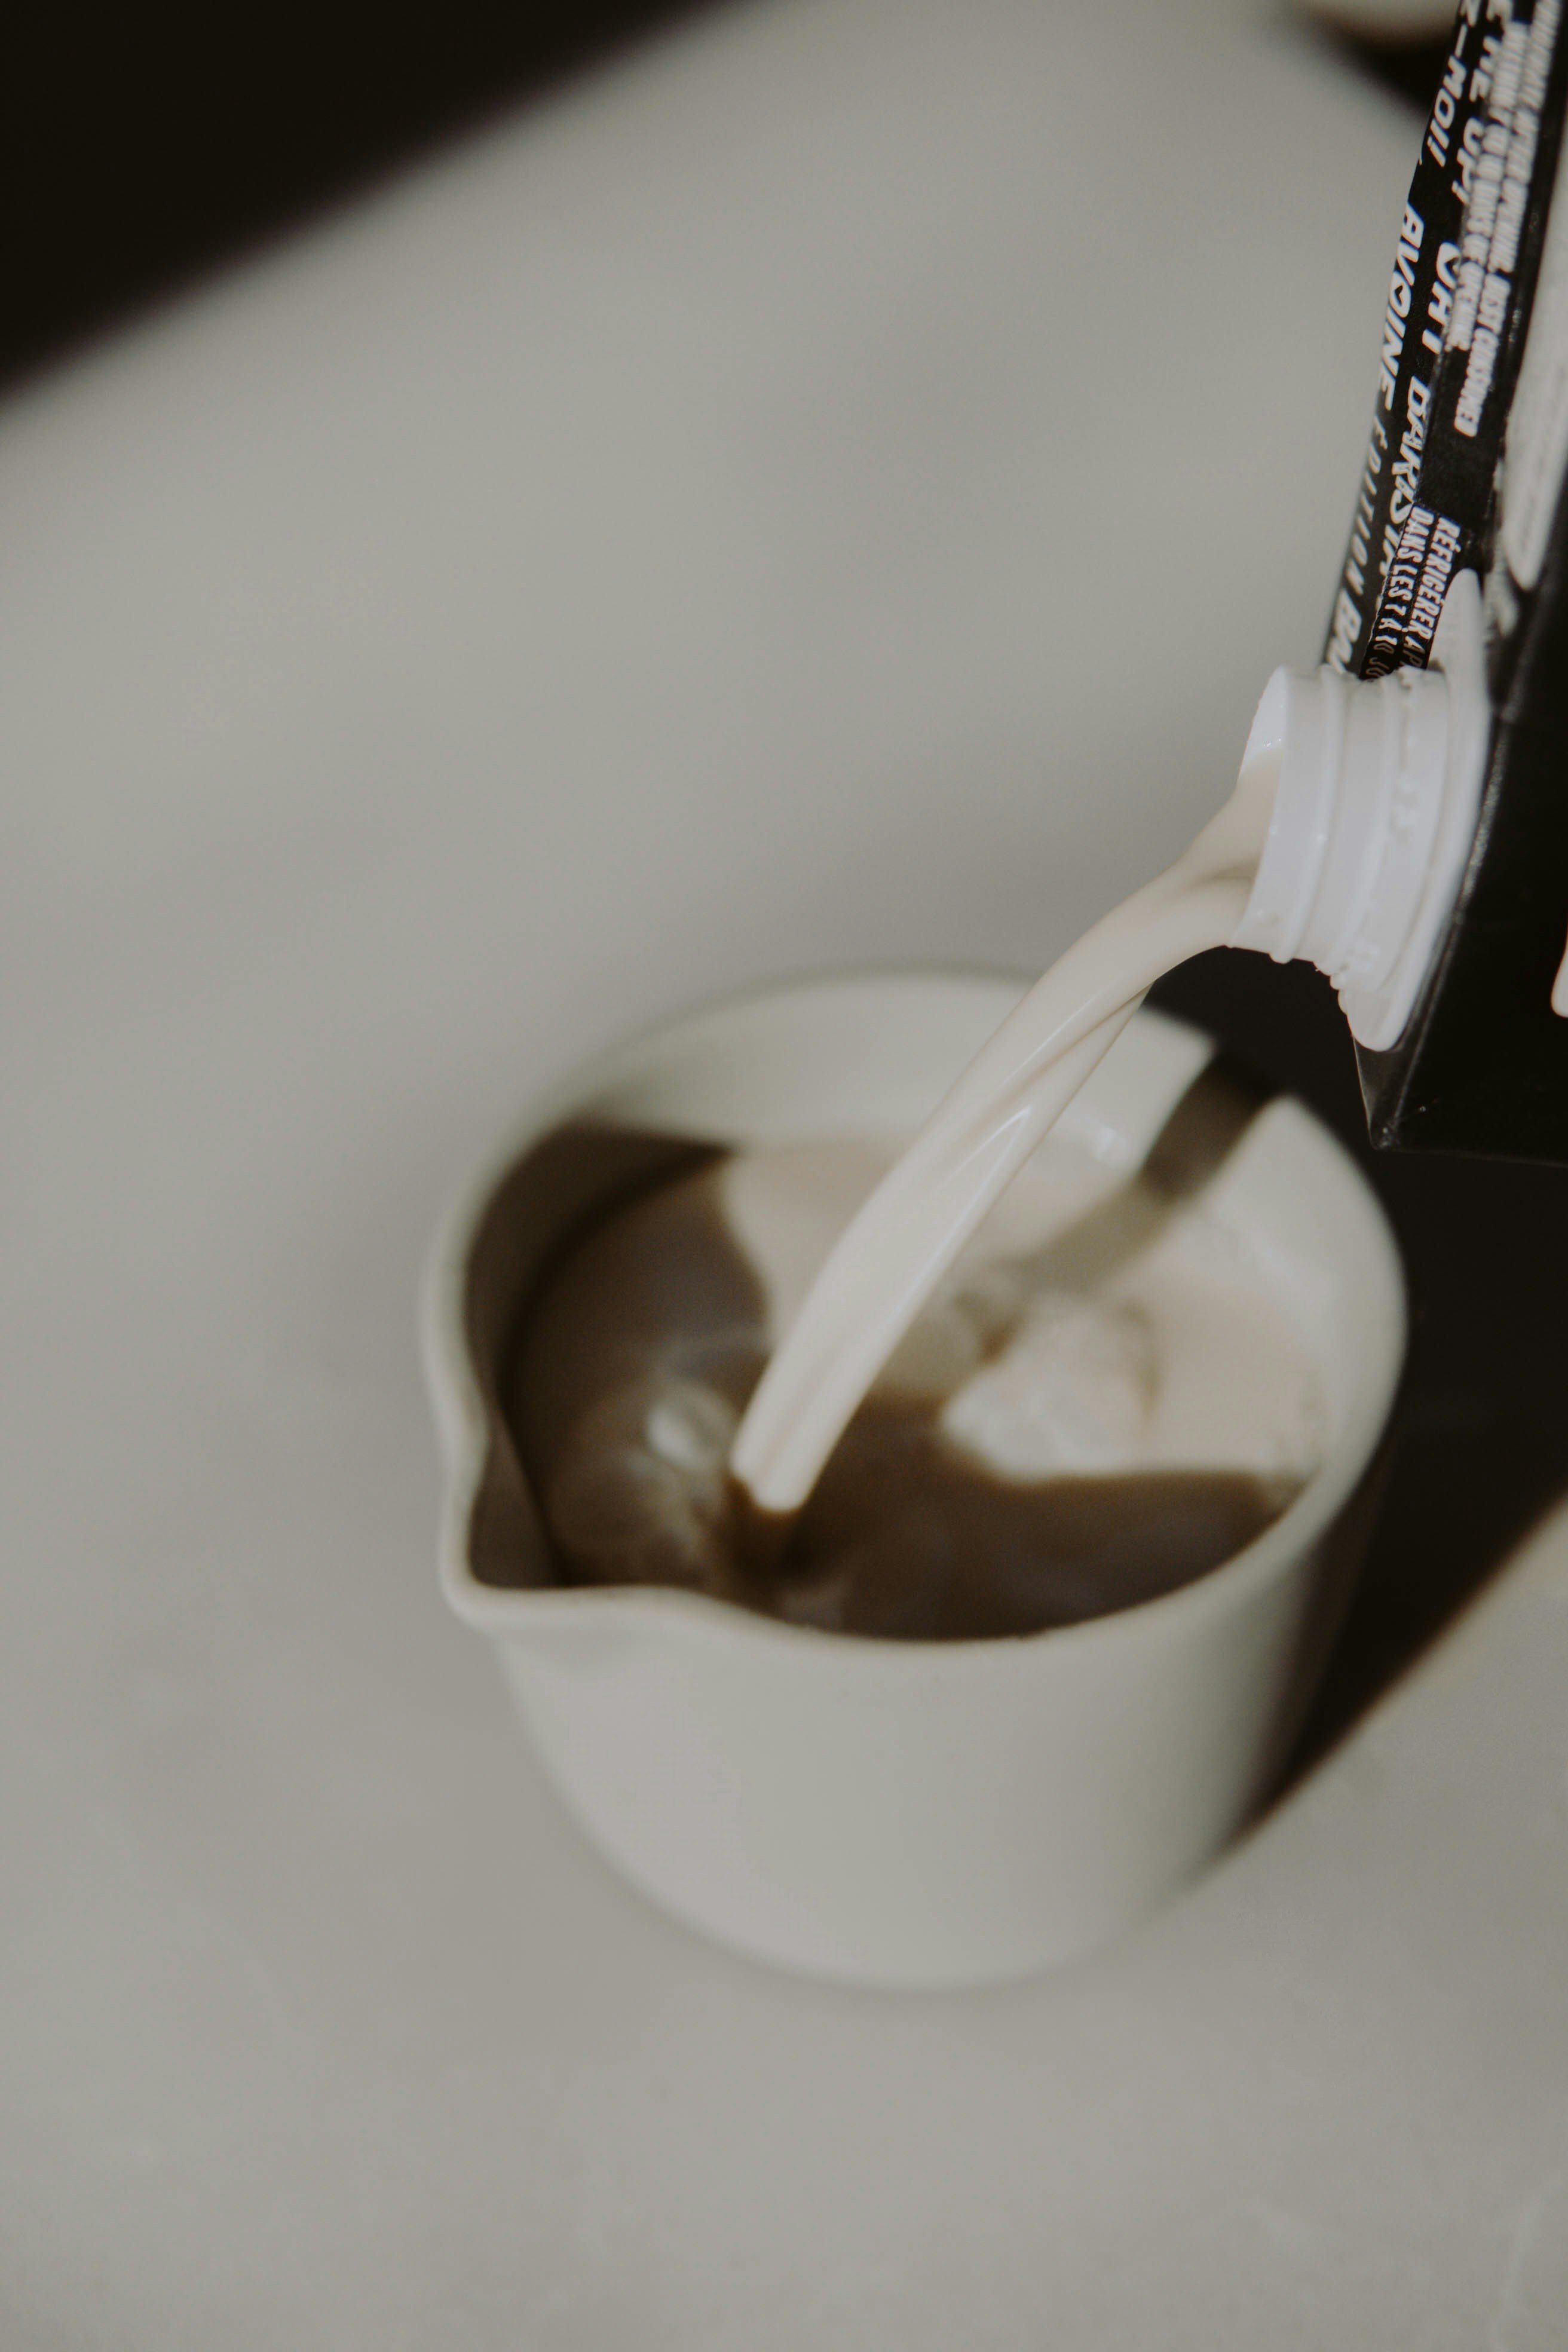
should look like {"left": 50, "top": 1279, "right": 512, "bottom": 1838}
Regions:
{"left": 1327, "top": 0, "right": 1568, "bottom": 1157}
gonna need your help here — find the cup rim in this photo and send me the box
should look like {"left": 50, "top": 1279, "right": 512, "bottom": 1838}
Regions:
{"left": 423, "top": 966, "right": 1407, "bottom": 1674}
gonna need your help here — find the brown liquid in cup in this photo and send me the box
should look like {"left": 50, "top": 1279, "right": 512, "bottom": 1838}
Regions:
{"left": 506, "top": 1122, "right": 1300, "bottom": 1643}
{"left": 727, "top": 1407, "right": 1290, "bottom": 1640}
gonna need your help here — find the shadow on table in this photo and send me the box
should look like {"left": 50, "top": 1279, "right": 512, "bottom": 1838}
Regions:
{"left": 1149, "top": 949, "right": 1568, "bottom": 1784}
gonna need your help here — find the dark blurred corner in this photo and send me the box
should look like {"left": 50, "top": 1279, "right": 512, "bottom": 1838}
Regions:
{"left": 1309, "top": 10, "right": 1456, "bottom": 111}
{"left": 3, "top": 0, "right": 721, "bottom": 390}
{"left": 11, "top": 3, "right": 1552, "bottom": 1765}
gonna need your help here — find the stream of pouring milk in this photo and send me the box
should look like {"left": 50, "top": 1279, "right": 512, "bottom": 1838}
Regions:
{"left": 728, "top": 745, "right": 1281, "bottom": 1518}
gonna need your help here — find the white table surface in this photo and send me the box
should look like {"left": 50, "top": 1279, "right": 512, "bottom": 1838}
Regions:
{"left": 6, "top": 1, "right": 1567, "bottom": 2342}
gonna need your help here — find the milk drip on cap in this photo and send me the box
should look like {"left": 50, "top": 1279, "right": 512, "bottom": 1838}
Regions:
{"left": 1232, "top": 571, "right": 1490, "bottom": 1052}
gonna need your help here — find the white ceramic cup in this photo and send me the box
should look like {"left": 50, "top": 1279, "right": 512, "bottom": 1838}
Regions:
{"left": 423, "top": 974, "right": 1405, "bottom": 1989}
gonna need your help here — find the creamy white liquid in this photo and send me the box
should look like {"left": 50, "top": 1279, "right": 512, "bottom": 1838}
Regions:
{"left": 729, "top": 752, "right": 1279, "bottom": 1515}
{"left": 719, "top": 1134, "right": 1322, "bottom": 1487}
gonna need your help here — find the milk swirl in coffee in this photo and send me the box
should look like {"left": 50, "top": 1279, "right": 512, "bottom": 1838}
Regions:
{"left": 512, "top": 1045, "right": 1324, "bottom": 1639}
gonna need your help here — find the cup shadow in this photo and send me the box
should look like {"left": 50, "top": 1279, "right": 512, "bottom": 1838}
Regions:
{"left": 1151, "top": 948, "right": 1568, "bottom": 1787}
